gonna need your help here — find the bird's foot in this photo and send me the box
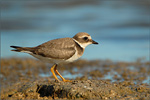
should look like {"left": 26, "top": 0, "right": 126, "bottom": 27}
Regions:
{"left": 62, "top": 79, "right": 72, "bottom": 82}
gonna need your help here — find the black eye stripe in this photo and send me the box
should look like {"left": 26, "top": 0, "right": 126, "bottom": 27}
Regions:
{"left": 83, "top": 37, "right": 88, "bottom": 40}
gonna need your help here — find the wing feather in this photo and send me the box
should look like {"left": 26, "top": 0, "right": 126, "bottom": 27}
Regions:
{"left": 33, "top": 38, "right": 76, "bottom": 60}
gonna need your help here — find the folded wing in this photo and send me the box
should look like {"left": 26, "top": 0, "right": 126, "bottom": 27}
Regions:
{"left": 33, "top": 38, "right": 76, "bottom": 60}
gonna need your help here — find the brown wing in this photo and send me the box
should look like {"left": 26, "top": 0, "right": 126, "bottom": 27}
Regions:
{"left": 33, "top": 38, "right": 76, "bottom": 60}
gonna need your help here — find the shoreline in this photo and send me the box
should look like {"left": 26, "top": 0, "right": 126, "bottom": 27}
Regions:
{"left": 1, "top": 58, "right": 150, "bottom": 99}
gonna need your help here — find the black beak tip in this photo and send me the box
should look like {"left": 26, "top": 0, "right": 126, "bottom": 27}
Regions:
{"left": 92, "top": 40, "right": 98, "bottom": 44}
{"left": 95, "top": 42, "right": 98, "bottom": 44}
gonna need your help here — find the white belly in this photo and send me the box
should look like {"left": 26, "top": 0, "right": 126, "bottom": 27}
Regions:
{"left": 30, "top": 53, "right": 65, "bottom": 64}
{"left": 27, "top": 46, "right": 81, "bottom": 64}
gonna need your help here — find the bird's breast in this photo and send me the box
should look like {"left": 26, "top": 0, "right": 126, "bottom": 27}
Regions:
{"left": 66, "top": 46, "right": 84, "bottom": 62}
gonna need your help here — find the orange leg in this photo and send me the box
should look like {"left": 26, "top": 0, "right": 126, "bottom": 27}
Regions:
{"left": 51, "top": 64, "right": 60, "bottom": 82}
{"left": 54, "top": 64, "right": 72, "bottom": 82}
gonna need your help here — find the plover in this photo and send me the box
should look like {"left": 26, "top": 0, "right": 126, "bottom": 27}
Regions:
{"left": 10, "top": 32, "right": 98, "bottom": 82}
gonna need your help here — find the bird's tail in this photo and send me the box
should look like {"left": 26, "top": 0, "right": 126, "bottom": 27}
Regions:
{"left": 10, "top": 46, "right": 34, "bottom": 53}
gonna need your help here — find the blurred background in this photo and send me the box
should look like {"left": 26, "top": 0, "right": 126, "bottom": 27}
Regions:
{"left": 1, "top": 0, "right": 150, "bottom": 62}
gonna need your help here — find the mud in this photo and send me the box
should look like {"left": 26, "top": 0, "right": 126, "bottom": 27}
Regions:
{"left": 1, "top": 58, "right": 150, "bottom": 99}
{"left": 1, "top": 79, "right": 150, "bottom": 100}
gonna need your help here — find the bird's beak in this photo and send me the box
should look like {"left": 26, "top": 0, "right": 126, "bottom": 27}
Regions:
{"left": 91, "top": 40, "right": 98, "bottom": 44}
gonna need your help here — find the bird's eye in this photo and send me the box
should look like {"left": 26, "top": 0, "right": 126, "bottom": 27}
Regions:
{"left": 83, "top": 37, "right": 88, "bottom": 40}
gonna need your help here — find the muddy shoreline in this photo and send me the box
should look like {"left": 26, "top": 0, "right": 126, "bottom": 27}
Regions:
{"left": 1, "top": 58, "right": 150, "bottom": 99}
{"left": 1, "top": 79, "right": 150, "bottom": 100}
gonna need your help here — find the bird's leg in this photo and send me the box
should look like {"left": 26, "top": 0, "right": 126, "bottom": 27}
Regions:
{"left": 54, "top": 64, "right": 72, "bottom": 82}
{"left": 51, "top": 64, "right": 60, "bottom": 82}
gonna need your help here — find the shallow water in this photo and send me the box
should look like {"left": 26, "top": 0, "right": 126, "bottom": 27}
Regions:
{"left": 1, "top": 1, "right": 150, "bottom": 62}
{"left": 39, "top": 64, "right": 150, "bottom": 84}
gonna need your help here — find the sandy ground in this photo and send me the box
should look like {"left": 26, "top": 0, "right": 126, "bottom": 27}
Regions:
{"left": 1, "top": 58, "right": 150, "bottom": 99}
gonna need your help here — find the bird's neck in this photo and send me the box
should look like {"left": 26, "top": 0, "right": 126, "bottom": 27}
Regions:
{"left": 73, "top": 39, "right": 84, "bottom": 56}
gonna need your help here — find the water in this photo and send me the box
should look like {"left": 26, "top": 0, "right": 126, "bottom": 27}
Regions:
{"left": 1, "top": 1, "right": 149, "bottom": 62}
{"left": 39, "top": 65, "right": 150, "bottom": 84}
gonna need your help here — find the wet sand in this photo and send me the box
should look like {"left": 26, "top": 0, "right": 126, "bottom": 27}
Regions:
{"left": 1, "top": 58, "right": 150, "bottom": 99}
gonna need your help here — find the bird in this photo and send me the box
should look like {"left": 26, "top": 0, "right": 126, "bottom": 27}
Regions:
{"left": 10, "top": 32, "right": 98, "bottom": 82}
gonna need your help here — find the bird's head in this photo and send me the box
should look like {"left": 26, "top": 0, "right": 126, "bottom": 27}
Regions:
{"left": 73, "top": 32, "right": 98, "bottom": 48}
